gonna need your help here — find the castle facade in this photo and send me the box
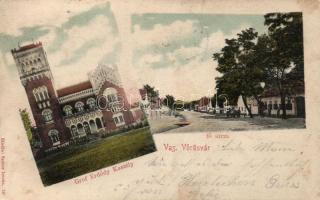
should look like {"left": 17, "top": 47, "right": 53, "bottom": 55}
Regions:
{"left": 12, "top": 42, "right": 143, "bottom": 152}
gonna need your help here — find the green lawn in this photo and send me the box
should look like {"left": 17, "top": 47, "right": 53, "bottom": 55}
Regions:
{"left": 37, "top": 127, "right": 156, "bottom": 186}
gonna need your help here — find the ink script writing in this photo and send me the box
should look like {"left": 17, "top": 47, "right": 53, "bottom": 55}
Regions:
{"left": 115, "top": 139, "right": 309, "bottom": 200}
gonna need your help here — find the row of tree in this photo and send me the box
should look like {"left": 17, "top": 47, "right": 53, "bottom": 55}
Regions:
{"left": 142, "top": 84, "right": 176, "bottom": 109}
{"left": 213, "top": 13, "right": 304, "bottom": 118}
{"left": 143, "top": 84, "right": 226, "bottom": 111}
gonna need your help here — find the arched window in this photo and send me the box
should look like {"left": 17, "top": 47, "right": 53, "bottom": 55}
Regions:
{"left": 119, "top": 115, "right": 124, "bottom": 123}
{"left": 39, "top": 92, "right": 45, "bottom": 101}
{"left": 34, "top": 93, "right": 40, "bottom": 102}
{"left": 83, "top": 122, "right": 91, "bottom": 134}
{"left": 48, "top": 129, "right": 60, "bottom": 144}
{"left": 103, "top": 88, "right": 118, "bottom": 102}
{"left": 43, "top": 90, "right": 49, "bottom": 99}
{"left": 33, "top": 86, "right": 49, "bottom": 102}
{"left": 86, "top": 98, "right": 96, "bottom": 109}
{"left": 42, "top": 109, "right": 53, "bottom": 122}
{"left": 71, "top": 125, "right": 77, "bottom": 136}
{"left": 96, "top": 118, "right": 102, "bottom": 129}
{"left": 63, "top": 105, "right": 73, "bottom": 116}
{"left": 103, "top": 88, "right": 122, "bottom": 113}
{"left": 33, "top": 88, "right": 39, "bottom": 102}
{"left": 89, "top": 120, "right": 97, "bottom": 133}
{"left": 77, "top": 123, "right": 84, "bottom": 135}
{"left": 40, "top": 86, "right": 49, "bottom": 100}
{"left": 75, "top": 101, "right": 84, "bottom": 112}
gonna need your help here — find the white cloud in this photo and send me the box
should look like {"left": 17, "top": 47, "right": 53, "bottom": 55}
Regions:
{"left": 0, "top": 2, "right": 120, "bottom": 90}
{"left": 36, "top": 26, "right": 57, "bottom": 48}
{"left": 132, "top": 56, "right": 218, "bottom": 101}
{"left": 200, "top": 25, "right": 252, "bottom": 55}
{"left": 47, "top": 15, "right": 116, "bottom": 68}
{"left": 0, "top": 2, "right": 127, "bottom": 128}
{"left": 132, "top": 24, "right": 252, "bottom": 100}
{"left": 4, "top": 52, "right": 15, "bottom": 66}
{"left": 167, "top": 46, "right": 203, "bottom": 63}
{"left": 199, "top": 30, "right": 226, "bottom": 54}
{"left": 136, "top": 54, "right": 163, "bottom": 66}
{"left": 132, "top": 20, "right": 198, "bottom": 49}
{"left": 0, "top": 1, "right": 99, "bottom": 36}
{"left": 51, "top": 37, "right": 119, "bottom": 89}
{"left": 60, "top": 15, "right": 112, "bottom": 54}
{"left": 34, "top": 15, "right": 120, "bottom": 89}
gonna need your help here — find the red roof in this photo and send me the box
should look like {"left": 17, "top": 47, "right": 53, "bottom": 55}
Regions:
{"left": 11, "top": 42, "right": 42, "bottom": 53}
{"left": 57, "top": 81, "right": 93, "bottom": 97}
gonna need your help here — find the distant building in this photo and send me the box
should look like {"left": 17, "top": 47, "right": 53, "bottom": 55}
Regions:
{"left": 196, "top": 97, "right": 211, "bottom": 112}
{"left": 12, "top": 42, "right": 144, "bottom": 152}
{"left": 236, "top": 87, "right": 305, "bottom": 117}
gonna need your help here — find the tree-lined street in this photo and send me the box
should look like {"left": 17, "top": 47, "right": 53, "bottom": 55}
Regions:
{"left": 142, "top": 12, "right": 305, "bottom": 134}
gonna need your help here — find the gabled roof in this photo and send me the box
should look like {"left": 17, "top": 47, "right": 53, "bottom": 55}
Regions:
{"left": 57, "top": 81, "right": 93, "bottom": 97}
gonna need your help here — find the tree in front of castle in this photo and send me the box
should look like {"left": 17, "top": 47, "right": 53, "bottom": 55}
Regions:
{"left": 19, "top": 109, "right": 34, "bottom": 145}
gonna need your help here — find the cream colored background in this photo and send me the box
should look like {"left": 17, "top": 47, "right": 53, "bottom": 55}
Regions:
{"left": 0, "top": 0, "right": 320, "bottom": 199}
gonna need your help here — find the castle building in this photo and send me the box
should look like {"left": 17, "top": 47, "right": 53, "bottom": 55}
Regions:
{"left": 11, "top": 42, "right": 144, "bottom": 152}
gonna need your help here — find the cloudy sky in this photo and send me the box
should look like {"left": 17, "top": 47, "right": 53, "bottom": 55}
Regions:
{"left": 131, "top": 13, "right": 266, "bottom": 101}
{"left": 0, "top": 1, "right": 267, "bottom": 106}
{"left": 0, "top": 2, "right": 120, "bottom": 89}
{"left": 0, "top": 2, "right": 129, "bottom": 119}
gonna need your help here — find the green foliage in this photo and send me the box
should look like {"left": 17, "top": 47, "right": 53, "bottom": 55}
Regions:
{"left": 163, "top": 95, "right": 175, "bottom": 109}
{"left": 38, "top": 127, "right": 156, "bottom": 186}
{"left": 264, "top": 12, "right": 303, "bottom": 72}
{"left": 19, "top": 109, "right": 33, "bottom": 143}
{"left": 143, "top": 84, "right": 159, "bottom": 99}
{"left": 263, "top": 13, "right": 304, "bottom": 89}
{"left": 213, "top": 28, "right": 265, "bottom": 117}
{"left": 262, "top": 13, "right": 304, "bottom": 118}
{"left": 211, "top": 94, "right": 228, "bottom": 108}
{"left": 213, "top": 12, "right": 304, "bottom": 119}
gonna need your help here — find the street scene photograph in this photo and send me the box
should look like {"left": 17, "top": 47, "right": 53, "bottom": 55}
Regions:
{"left": 131, "top": 13, "right": 305, "bottom": 133}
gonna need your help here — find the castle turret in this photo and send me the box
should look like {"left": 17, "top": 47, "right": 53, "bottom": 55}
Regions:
{"left": 12, "top": 42, "right": 70, "bottom": 150}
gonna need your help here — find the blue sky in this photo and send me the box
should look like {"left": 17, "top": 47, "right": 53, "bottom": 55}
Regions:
{"left": 131, "top": 13, "right": 266, "bottom": 100}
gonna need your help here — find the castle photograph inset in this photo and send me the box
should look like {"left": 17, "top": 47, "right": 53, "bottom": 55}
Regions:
{"left": 12, "top": 42, "right": 156, "bottom": 186}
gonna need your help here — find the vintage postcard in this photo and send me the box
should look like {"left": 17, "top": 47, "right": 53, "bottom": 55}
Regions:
{"left": 0, "top": 0, "right": 319, "bottom": 199}
{"left": 0, "top": 2, "right": 156, "bottom": 186}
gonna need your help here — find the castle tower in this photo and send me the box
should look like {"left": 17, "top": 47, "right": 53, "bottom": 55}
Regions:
{"left": 11, "top": 42, "right": 70, "bottom": 150}
{"left": 88, "top": 64, "right": 135, "bottom": 132}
